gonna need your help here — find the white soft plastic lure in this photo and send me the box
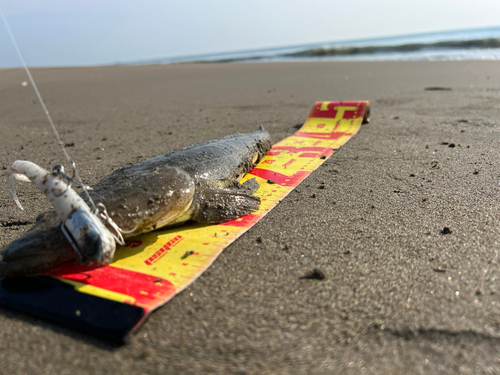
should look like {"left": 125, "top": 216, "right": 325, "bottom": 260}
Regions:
{"left": 6, "top": 160, "right": 118, "bottom": 264}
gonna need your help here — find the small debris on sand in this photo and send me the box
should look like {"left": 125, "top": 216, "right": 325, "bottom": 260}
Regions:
{"left": 299, "top": 268, "right": 325, "bottom": 280}
{"left": 440, "top": 227, "right": 452, "bottom": 235}
{"left": 181, "top": 251, "right": 195, "bottom": 259}
{"left": 1, "top": 220, "right": 32, "bottom": 227}
{"left": 433, "top": 268, "right": 446, "bottom": 273}
{"left": 266, "top": 179, "right": 276, "bottom": 184}
{"left": 425, "top": 87, "right": 452, "bottom": 91}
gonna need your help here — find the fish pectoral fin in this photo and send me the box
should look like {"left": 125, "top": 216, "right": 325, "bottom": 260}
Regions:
{"left": 240, "top": 177, "right": 260, "bottom": 194}
{"left": 190, "top": 186, "right": 261, "bottom": 224}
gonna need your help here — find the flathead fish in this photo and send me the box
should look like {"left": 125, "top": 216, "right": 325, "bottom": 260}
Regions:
{"left": 0, "top": 127, "right": 271, "bottom": 276}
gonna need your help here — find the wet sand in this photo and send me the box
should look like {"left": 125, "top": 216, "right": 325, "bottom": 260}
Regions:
{"left": 1, "top": 61, "right": 500, "bottom": 374}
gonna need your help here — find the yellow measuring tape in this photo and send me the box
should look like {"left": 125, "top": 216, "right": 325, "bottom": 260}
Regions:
{"left": 46, "top": 101, "right": 370, "bottom": 322}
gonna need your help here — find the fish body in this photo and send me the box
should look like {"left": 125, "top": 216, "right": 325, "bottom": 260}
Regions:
{"left": 0, "top": 127, "right": 272, "bottom": 276}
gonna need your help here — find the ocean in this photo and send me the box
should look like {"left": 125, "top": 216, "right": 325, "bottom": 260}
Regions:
{"left": 142, "top": 26, "right": 500, "bottom": 65}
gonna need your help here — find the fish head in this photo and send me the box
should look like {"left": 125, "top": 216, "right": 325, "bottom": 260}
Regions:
{"left": 94, "top": 167, "right": 196, "bottom": 237}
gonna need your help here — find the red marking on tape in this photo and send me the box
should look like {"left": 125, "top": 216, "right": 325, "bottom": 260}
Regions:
{"left": 249, "top": 168, "right": 309, "bottom": 186}
{"left": 47, "top": 264, "right": 176, "bottom": 311}
{"left": 295, "top": 131, "right": 352, "bottom": 140}
{"left": 267, "top": 151, "right": 280, "bottom": 156}
{"left": 299, "top": 152, "right": 319, "bottom": 158}
{"left": 272, "top": 146, "right": 332, "bottom": 153}
{"left": 308, "top": 101, "right": 368, "bottom": 119}
{"left": 282, "top": 159, "right": 296, "bottom": 168}
{"left": 144, "top": 235, "right": 183, "bottom": 265}
{"left": 123, "top": 240, "right": 143, "bottom": 248}
{"left": 221, "top": 213, "right": 261, "bottom": 227}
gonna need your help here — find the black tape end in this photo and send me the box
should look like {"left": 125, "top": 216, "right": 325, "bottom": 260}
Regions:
{"left": 0, "top": 275, "right": 145, "bottom": 342}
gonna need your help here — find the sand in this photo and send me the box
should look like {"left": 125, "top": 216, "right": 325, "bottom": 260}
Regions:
{"left": 1, "top": 61, "right": 500, "bottom": 374}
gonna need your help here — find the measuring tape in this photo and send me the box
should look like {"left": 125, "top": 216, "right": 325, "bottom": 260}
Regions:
{"left": 0, "top": 101, "right": 369, "bottom": 340}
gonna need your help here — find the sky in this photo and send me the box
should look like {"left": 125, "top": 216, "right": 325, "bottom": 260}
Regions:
{"left": 1, "top": 0, "right": 500, "bottom": 67}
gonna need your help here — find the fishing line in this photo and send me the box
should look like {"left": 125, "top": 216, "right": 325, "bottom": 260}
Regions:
{"left": 0, "top": 5, "right": 96, "bottom": 211}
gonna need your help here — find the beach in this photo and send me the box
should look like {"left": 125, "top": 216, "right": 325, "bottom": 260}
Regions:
{"left": 1, "top": 60, "right": 500, "bottom": 374}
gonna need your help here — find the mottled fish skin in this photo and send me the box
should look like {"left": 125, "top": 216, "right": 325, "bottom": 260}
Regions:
{"left": 101, "top": 126, "right": 271, "bottom": 185}
{"left": 0, "top": 127, "right": 272, "bottom": 276}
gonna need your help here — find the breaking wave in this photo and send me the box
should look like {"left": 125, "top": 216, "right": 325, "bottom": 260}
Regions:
{"left": 283, "top": 38, "right": 500, "bottom": 58}
{"left": 124, "top": 27, "right": 500, "bottom": 65}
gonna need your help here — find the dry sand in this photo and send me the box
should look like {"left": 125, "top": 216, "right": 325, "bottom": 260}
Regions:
{"left": 1, "top": 61, "right": 500, "bottom": 374}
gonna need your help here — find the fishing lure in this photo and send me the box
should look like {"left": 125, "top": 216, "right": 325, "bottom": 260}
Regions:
{"left": 6, "top": 160, "right": 125, "bottom": 264}
{"left": 0, "top": 7, "right": 127, "bottom": 264}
